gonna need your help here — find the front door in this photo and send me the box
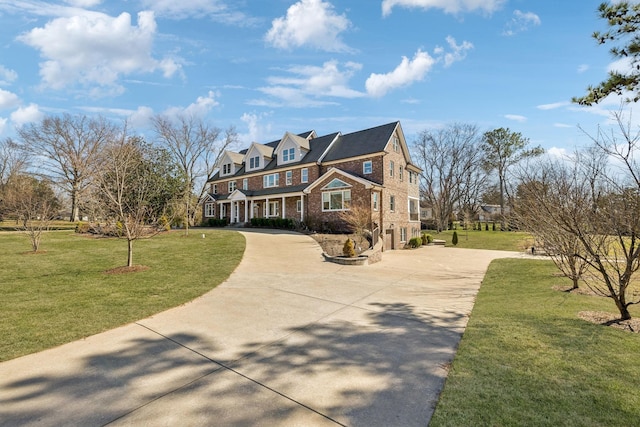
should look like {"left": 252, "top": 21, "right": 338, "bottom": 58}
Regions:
{"left": 385, "top": 229, "right": 395, "bottom": 251}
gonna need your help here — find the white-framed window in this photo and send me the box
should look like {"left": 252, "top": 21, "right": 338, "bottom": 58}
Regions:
{"left": 393, "top": 136, "right": 399, "bottom": 152}
{"left": 267, "top": 201, "right": 279, "bottom": 217}
{"left": 390, "top": 195, "right": 395, "bottom": 212}
{"left": 409, "top": 171, "right": 414, "bottom": 184}
{"left": 296, "top": 199, "right": 302, "bottom": 212}
{"left": 409, "top": 198, "right": 419, "bottom": 221}
{"left": 373, "top": 192, "right": 379, "bottom": 211}
{"left": 228, "top": 181, "right": 236, "bottom": 192}
{"left": 263, "top": 173, "right": 279, "bottom": 188}
{"left": 399, "top": 165, "right": 404, "bottom": 181}
{"left": 301, "top": 168, "right": 308, "bottom": 183}
{"left": 204, "top": 202, "right": 215, "bottom": 217}
{"left": 222, "top": 163, "right": 231, "bottom": 175}
{"left": 282, "top": 147, "right": 295, "bottom": 162}
{"left": 363, "top": 160, "right": 372, "bottom": 174}
{"left": 400, "top": 227, "right": 407, "bottom": 242}
{"left": 390, "top": 161, "right": 394, "bottom": 177}
{"left": 286, "top": 170, "right": 292, "bottom": 186}
{"left": 322, "top": 190, "right": 351, "bottom": 211}
{"left": 212, "top": 183, "right": 217, "bottom": 194}
{"left": 242, "top": 178, "right": 248, "bottom": 190}
{"left": 249, "top": 156, "right": 260, "bottom": 169}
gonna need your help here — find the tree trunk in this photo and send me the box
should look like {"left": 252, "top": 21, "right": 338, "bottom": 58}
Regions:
{"left": 127, "top": 239, "right": 134, "bottom": 267}
{"left": 70, "top": 189, "right": 80, "bottom": 222}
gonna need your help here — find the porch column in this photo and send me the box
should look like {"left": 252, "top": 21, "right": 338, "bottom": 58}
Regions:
{"left": 281, "top": 196, "right": 286, "bottom": 218}
{"left": 219, "top": 202, "right": 223, "bottom": 220}
{"left": 249, "top": 200, "right": 254, "bottom": 219}
{"left": 300, "top": 195, "right": 304, "bottom": 221}
{"left": 244, "top": 200, "right": 248, "bottom": 223}
{"left": 266, "top": 197, "right": 270, "bottom": 217}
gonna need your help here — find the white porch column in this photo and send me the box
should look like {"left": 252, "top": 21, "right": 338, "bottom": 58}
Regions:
{"left": 249, "top": 200, "right": 254, "bottom": 219}
{"left": 244, "top": 200, "right": 248, "bottom": 223}
{"left": 300, "top": 195, "right": 304, "bottom": 221}
{"left": 230, "top": 201, "right": 235, "bottom": 222}
{"left": 266, "top": 197, "right": 270, "bottom": 217}
{"left": 281, "top": 196, "right": 286, "bottom": 218}
{"left": 219, "top": 202, "right": 223, "bottom": 220}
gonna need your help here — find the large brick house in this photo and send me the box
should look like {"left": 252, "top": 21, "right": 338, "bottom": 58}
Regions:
{"left": 203, "top": 121, "right": 422, "bottom": 249}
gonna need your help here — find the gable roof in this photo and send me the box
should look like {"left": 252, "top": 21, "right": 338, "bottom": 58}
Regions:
{"left": 321, "top": 122, "right": 399, "bottom": 162}
{"left": 303, "top": 167, "right": 382, "bottom": 194}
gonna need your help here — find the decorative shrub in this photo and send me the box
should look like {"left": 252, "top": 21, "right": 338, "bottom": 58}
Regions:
{"left": 343, "top": 238, "right": 356, "bottom": 257}
{"left": 205, "top": 218, "right": 227, "bottom": 227}
{"left": 452, "top": 230, "right": 458, "bottom": 246}
{"left": 250, "top": 217, "right": 294, "bottom": 229}
{"left": 421, "top": 233, "right": 433, "bottom": 245}
{"left": 408, "top": 237, "right": 422, "bottom": 248}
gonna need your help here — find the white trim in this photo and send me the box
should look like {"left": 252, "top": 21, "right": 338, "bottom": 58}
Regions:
{"left": 303, "top": 167, "right": 381, "bottom": 194}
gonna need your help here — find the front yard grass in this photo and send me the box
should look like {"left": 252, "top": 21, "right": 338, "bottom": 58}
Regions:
{"left": 432, "top": 229, "right": 532, "bottom": 251}
{"left": 430, "top": 258, "right": 640, "bottom": 426}
{"left": 0, "top": 229, "right": 245, "bottom": 362}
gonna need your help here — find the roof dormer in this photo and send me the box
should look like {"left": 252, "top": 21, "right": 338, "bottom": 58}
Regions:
{"left": 243, "top": 142, "right": 274, "bottom": 172}
{"left": 275, "top": 132, "right": 311, "bottom": 166}
{"left": 218, "top": 150, "right": 244, "bottom": 177}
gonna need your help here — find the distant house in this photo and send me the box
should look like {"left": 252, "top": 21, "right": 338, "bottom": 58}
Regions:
{"left": 203, "top": 121, "right": 422, "bottom": 249}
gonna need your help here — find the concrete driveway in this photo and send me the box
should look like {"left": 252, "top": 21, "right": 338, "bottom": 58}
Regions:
{"left": 0, "top": 229, "right": 516, "bottom": 426}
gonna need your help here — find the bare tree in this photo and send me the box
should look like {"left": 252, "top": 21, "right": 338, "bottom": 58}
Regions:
{"left": 97, "top": 132, "right": 160, "bottom": 268}
{"left": 152, "top": 114, "right": 237, "bottom": 235}
{"left": 515, "top": 110, "right": 640, "bottom": 320}
{"left": 3, "top": 174, "right": 60, "bottom": 252}
{"left": 481, "top": 128, "right": 543, "bottom": 228}
{"left": 338, "top": 202, "right": 372, "bottom": 250}
{"left": 0, "top": 138, "right": 29, "bottom": 219}
{"left": 413, "top": 123, "right": 484, "bottom": 232}
{"left": 17, "top": 114, "right": 115, "bottom": 222}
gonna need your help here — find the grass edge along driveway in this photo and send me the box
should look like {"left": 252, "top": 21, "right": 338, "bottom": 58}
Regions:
{"left": 0, "top": 229, "right": 245, "bottom": 362}
{"left": 430, "top": 258, "right": 640, "bottom": 426}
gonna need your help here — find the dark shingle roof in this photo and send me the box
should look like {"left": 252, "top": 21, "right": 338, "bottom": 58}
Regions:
{"left": 322, "top": 122, "right": 398, "bottom": 162}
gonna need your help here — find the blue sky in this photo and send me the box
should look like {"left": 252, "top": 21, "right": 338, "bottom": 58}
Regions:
{"left": 0, "top": 0, "right": 628, "bottom": 154}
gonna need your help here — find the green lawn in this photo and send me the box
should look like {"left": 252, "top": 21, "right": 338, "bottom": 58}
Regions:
{"left": 428, "top": 228, "right": 533, "bottom": 251}
{"left": 0, "top": 229, "right": 245, "bottom": 362}
{"left": 430, "top": 258, "right": 640, "bottom": 426}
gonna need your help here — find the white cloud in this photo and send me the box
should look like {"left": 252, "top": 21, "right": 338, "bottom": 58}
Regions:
{"left": 17, "top": 11, "right": 182, "bottom": 93}
{"left": 537, "top": 101, "right": 569, "bottom": 110}
{"left": 0, "top": 117, "right": 7, "bottom": 135}
{"left": 0, "top": 66, "right": 18, "bottom": 86}
{"left": 440, "top": 36, "right": 473, "bottom": 67}
{"left": 164, "top": 91, "right": 219, "bottom": 118}
{"left": 11, "top": 103, "right": 43, "bottom": 126}
{"left": 265, "top": 0, "right": 352, "bottom": 52}
{"left": 382, "top": 0, "right": 505, "bottom": 16}
{"left": 503, "top": 10, "right": 541, "bottom": 36}
{"left": 366, "top": 50, "right": 436, "bottom": 98}
{"left": 239, "top": 112, "right": 273, "bottom": 145}
{"left": 0, "top": 89, "right": 20, "bottom": 110}
{"left": 139, "top": 0, "right": 250, "bottom": 23}
{"left": 577, "top": 64, "right": 589, "bottom": 73}
{"left": 554, "top": 123, "right": 573, "bottom": 128}
{"left": 63, "top": 0, "right": 102, "bottom": 7}
{"left": 255, "top": 60, "right": 364, "bottom": 107}
{"left": 504, "top": 114, "right": 526, "bottom": 123}
{"left": 547, "top": 147, "right": 568, "bottom": 158}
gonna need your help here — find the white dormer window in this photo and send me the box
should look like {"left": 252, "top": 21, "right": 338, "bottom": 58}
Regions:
{"left": 282, "top": 147, "right": 295, "bottom": 162}
{"left": 222, "top": 163, "right": 231, "bottom": 175}
{"left": 249, "top": 156, "right": 260, "bottom": 169}
{"left": 393, "top": 136, "right": 399, "bottom": 152}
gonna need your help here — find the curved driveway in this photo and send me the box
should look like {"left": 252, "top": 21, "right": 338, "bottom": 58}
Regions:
{"left": 0, "top": 230, "right": 516, "bottom": 426}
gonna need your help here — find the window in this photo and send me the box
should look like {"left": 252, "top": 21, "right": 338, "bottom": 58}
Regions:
{"left": 296, "top": 199, "right": 302, "bottom": 212}
{"left": 267, "top": 201, "right": 279, "bottom": 217}
{"left": 400, "top": 227, "right": 407, "bottom": 242}
{"left": 204, "top": 203, "right": 215, "bottom": 217}
{"left": 373, "top": 192, "right": 379, "bottom": 211}
{"left": 409, "top": 198, "right": 419, "bottom": 221}
{"left": 228, "top": 181, "right": 236, "bottom": 192}
{"left": 390, "top": 195, "right": 395, "bottom": 212}
{"left": 409, "top": 171, "right": 414, "bottom": 184}
{"left": 301, "top": 168, "right": 308, "bottom": 183}
{"left": 212, "top": 183, "right": 217, "bottom": 194}
{"left": 263, "top": 173, "right": 279, "bottom": 188}
{"left": 222, "top": 163, "right": 231, "bottom": 175}
{"left": 322, "top": 190, "right": 351, "bottom": 211}
{"left": 249, "top": 156, "right": 260, "bottom": 169}
{"left": 399, "top": 165, "right": 404, "bottom": 181}
{"left": 282, "top": 147, "right": 295, "bottom": 162}
{"left": 363, "top": 161, "right": 372, "bottom": 175}
{"left": 393, "top": 136, "right": 399, "bottom": 152}
{"left": 242, "top": 178, "right": 248, "bottom": 190}
{"left": 390, "top": 161, "right": 394, "bottom": 177}
{"left": 286, "top": 170, "right": 292, "bottom": 186}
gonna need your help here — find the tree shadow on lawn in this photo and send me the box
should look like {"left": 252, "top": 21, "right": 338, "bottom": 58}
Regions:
{"left": 1, "top": 303, "right": 467, "bottom": 427}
